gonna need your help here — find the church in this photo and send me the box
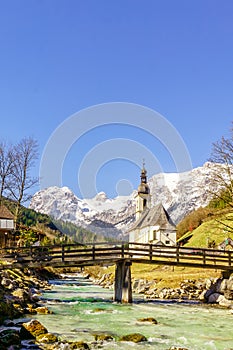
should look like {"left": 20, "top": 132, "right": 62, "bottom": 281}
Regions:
{"left": 128, "top": 165, "right": 177, "bottom": 246}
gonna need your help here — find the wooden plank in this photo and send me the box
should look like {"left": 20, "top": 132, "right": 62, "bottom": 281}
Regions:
{"left": 0, "top": 242, "right": 232, "bottom": 271}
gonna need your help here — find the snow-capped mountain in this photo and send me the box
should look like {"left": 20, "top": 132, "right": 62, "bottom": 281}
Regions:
{"left": 29, "top": 162, "right": 224, "bottom": 239}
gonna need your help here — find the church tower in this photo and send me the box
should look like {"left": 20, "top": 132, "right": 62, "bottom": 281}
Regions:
{"left": 135, "top": 163, "right": 151, "bottom": 220}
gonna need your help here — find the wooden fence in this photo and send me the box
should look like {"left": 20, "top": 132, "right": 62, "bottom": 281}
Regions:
{"left": 0, "top": 242, "right": 232, "bottom": 271}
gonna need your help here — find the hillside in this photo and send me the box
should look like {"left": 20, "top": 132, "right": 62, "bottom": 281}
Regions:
{"left": 177, "top": 192, "right": 233, "bottom": 249}
{"left": 182, "top": 212, "right": 233, "bottom": 248}
{"left": 2, "top": 199, "right": 103, "bottom": 246}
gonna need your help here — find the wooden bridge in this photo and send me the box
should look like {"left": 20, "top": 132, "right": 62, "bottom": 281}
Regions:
{"left": 0, "top": 242, "right": 232, "bottom": 303}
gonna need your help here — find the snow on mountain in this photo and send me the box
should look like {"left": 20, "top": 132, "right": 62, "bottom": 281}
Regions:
{"left": 148, "top": 162, "right": 220, "bottom": 223}
{"left": 30, "top": 186, "right": 136, "bottom": 238}
{"left": 29, "top": 162, "right": 224, "bottom": 239}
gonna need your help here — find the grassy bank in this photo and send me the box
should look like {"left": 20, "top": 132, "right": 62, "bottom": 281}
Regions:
{"left": 85, "top": 263, "right": 221, "bottom": 289}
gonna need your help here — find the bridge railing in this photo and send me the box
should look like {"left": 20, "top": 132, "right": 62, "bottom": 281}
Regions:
{"left": 0, "top": 242, "right": 127, "bottom": 267}
{"left": 126, "top": 243, "right": 232, "bottom": 269}
{"left": 0, "top": 242, "right": 232, "bottom": 270}
{"left": 49, "top": 243, "right": 125, "bottom": 264}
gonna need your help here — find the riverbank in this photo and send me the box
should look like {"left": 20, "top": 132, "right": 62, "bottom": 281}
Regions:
{"left": 1, "top": 265, "right": 233, "bottom": 349}
{"left": 0, "top": 267, "right": 61, "bottom": 349}
{"left": 84, "top": 264, "right": 233, "bottom": 308}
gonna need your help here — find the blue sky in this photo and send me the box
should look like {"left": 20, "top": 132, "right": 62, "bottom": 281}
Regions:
{"left": 0, "top": 1, "right": 233, "bottom": 199}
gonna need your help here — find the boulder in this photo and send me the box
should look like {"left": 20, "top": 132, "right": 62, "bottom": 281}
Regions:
{"left": 35, "top": 306, "right": 53, "bottom": 314}
{"left": 199, "top": 290, "right": 207, "bottom": 301}
{"left": 1, "top": 277, "right": 13, "bottom": 287}
{"left": 208, "top": 293, "right": 221, "bottom": 303}
{"left": 216, "top": 279, "right": 228, "bottom": 294}
{"left": 93, "top": 333, "right": 114, "bottom": 341}
{"left": 36, "top": 332, "right": 58, "bottom": 343}
{"left": 137, "top": 317, "right": 158, "bottom": 324}
{"left": 0, "top": 300, "right": 22, "bottom": 324}
{"left": 0, "top": 329, "right": 21, "bottom": 349}
{"left": 22, "top": 319, "right": 48, "bottom": 337}
{"left": 204, "top": 288, "right": 216, "bottom": 300}
{"left": 207, "top": 293, "right": 232, "bottom": 307}
{"left": 205, "top": 278, "right": 214, "bottom": 289}
{"left": 227, "top": 278, "right": 233, "bottom": 291}
{"left": 12, "top": 288, "right": 29, "bottom": 303}
{"left": 25, "top": 304, "right": 37, "bottom": 314}
{"left": 119, "top": 333, "right": 147, "bottom": 342}
{"left": 217, "top": 295, "right": 232, "bottom": 308}
{"left": 69, "top": 341, "right": 90, "bottom": 349}
{"left": 224, "top": 290, "right": 233, "bottom": 300}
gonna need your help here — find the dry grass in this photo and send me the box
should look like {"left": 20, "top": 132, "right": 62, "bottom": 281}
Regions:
{"left": 130, "top": 263, "right": 220, "bottom": 288}
{"left": 85, "top": 263, "right": 221, "bottom": 289}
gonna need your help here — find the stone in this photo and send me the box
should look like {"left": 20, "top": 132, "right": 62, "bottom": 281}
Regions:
{"left": 1, "top": 277, "right": 12, "bottom": 287}
{"left": 224, "top": 290, "right": 233, "bottom": 300}
{"left": 137, "top": 317, "right": 158, "bottom": 324}
{"left": 19, "top": 325, "right": 35, "bottom": 340}
{"left": 69, "top": 341, "right": 90, "bottom": 349}
{"left": 208, "top": 293, "right": 221, "bottom": 303}
{"left": 227, "top": 278, "right": 233, "bottom": 291}
{"left": 35, "top": 306, "right": 53, "bottom": 314}
{"left": 204, "top": 288, "right": 215, "bottom": 300}
{"left": 0, "top": 301, "right": 22, "bottom": 323}
{"left": 119, "top": 333, "right": 147, "bottom": 342}
{"left": 26, "top": 304, "right": 37, "bottom": 314}
{"left": 132, "top": 279, "right": 140, "bottom": 289}
{"left": 205, "top": 278, "right": 215, "bottom": 289}
{"left": 12, "top": 288, "right": 28, "bottom": 301}
{"left": 36, "top": 332, "right": 58, "bottom": 343}
{"left": 216, "top": 279, "right": 228, "bottom": 293}
{"left": 218, "top": 295, "right": 232, "bottom": 308}
{"left": 0, "top": 329, "right": 21, "bottom": 349}
{"left": 22, "top": 319, "right": 48, "bottom": 337}
{"left": 30, "top": 294, "right": 40, "bottom": 302}
{"left": 93, "top": 333, "right": 114, "bottom": 341}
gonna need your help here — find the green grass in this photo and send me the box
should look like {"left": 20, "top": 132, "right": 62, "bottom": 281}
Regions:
{"left": 184, "top": 213, "right": 233, "bottom": 248}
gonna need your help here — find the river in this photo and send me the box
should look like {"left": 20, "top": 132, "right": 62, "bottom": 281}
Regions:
{"left": 35, "top": 273, "right": 233, "bottom": 350}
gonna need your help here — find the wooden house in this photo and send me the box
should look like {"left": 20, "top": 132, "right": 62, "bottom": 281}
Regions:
{"left": 0, "top": 205, "right": 15, "bottom": 247}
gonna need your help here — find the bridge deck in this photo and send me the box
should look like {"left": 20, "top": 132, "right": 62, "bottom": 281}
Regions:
{"left": 0, "top": 242, "right": 232, "bottom": 271}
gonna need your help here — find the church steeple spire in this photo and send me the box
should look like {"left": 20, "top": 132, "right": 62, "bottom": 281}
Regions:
{"left": 135, "top": 161, "right": 151, "bottom": 220}
{"left": 138, "top": 161, "right": 150, "bottom": 195}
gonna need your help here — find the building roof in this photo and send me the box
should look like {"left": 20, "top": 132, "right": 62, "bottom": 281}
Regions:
{"left": 0, "top": 205, "right": 14, "bottom": 220}
{"left": 129, "top": 202, "right": 176, "bottom": 232}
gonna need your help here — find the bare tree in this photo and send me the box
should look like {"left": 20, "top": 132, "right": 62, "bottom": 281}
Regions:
{"left": 0, "top": 141, "right": 15, "bottom": 203}
{"left": 209, "top": 125, "right": 233, "bottom": 208}
{"left": 208, "top": 123, "right": 233, "bottom": 237}
{"left": 8, "top": 137, "right": 39, "bottom": 223}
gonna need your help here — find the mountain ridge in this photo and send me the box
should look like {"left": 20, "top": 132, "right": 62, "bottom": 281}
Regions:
{"left": 29, "top": 162, "right": 223, "bottom": 239}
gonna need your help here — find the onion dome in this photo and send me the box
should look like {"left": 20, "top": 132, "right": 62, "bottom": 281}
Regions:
{"left": 137, "top": 164, "right": 150, "bottom": 194}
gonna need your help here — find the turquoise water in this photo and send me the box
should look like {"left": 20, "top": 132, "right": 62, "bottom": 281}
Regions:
{"left": 35, "top": 274, "right": 233, "bottom": 350}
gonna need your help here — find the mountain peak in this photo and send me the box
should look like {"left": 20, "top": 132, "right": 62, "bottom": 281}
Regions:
{"left": 29, "top": 163, "right": 225, "bottom": 239}
{"left": 94, "top": 192, "right": 108, "bottom": 202}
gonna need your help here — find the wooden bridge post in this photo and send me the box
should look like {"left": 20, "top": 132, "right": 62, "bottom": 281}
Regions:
{"left": 228, "top": 251, "right": 231, "bottom": 266}
{"left": 149, "top": 244, "right": 153, "bottom": 261}
{"left": 62, "top": 245, "right": 65, "bottom": 262}
{"left": 114, "top": 260, "right": 132, "bottom": 303}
